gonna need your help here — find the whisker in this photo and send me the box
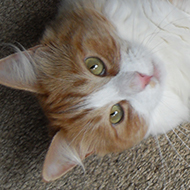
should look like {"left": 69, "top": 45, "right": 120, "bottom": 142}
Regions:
{"left": 164, "top": 132, "right": 190, "bottom": 167}
{"left": 141, "top": 3, "right": 179, "bottom": 48}
{"left": 136, "top": 5, "right": 190, "bottom": 58}
{"left": 172, "top": 129, "right": 190, "bottom": 151}
{"left": 151, "top": 94, "right": 189, "bottom": 127}
{"left": 176, "top": 127, "right": 190, "bottom": 138}
{"left": 131, "top": 3, "right": 138, "bottom": 43}
{"left": 179, "top": 125, "right": 190, "bottom": 133}
{"left": 154, "top": 135, "right": 168, "bottom": 168}
{"left": 141, "top": 41, "right": 165, "bottom": 59}
{"left": 154, "top": 135, "right": 167, "bottom": 186}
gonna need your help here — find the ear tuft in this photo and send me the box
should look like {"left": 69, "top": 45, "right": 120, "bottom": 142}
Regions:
{"left": 0, "top": 45, "right": 41, "bottom": 92}
{"left": 42, "top": 130, "right": 85, "bottom": 182}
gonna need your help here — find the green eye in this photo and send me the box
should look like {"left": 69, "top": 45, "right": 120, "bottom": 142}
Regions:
{"left": 110, "top": 104, "right": 124, "bottom": 125}
{"left": 85, "top": 57, "right": 105, "bottom": 76}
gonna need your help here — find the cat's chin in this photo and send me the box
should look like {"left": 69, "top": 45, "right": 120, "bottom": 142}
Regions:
{"left": 129, "top": 81, "right": 161, "bottom": 115}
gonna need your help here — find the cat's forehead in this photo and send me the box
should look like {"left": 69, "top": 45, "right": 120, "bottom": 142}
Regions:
{"left": 43, "top": 7, "right": 121, "bottom": 67}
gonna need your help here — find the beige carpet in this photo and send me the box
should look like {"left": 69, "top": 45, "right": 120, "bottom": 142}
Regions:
{"left": 0, "top": 1, "right": 190, "bottom": 189}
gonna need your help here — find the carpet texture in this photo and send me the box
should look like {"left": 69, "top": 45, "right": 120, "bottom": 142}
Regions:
{"left": 0, "top": 1, "right": 190, "bottom": 189}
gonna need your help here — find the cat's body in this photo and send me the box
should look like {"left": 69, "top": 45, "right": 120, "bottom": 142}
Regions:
{"left": 1, "top": 0, "right": 190, "bottom": 181}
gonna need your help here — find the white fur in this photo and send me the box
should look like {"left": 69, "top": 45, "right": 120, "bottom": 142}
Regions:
{"left": 84, "top": 0, "right": 190, "bottom": 137}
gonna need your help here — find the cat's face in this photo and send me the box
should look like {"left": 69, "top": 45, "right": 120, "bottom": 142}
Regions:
{"left": 0, "top": 4, "right": 166, "bottom": 181}
{"left": 34, "top": 8, "right": 165, "bottom": 155}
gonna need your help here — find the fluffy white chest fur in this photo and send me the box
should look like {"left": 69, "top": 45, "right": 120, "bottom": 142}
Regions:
{"left": 86, "top": 0, "right": 190, "bottom": 136}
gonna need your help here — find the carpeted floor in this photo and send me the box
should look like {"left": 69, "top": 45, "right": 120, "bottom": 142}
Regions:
{"left": 0, "top": 1, "right": 190, "bottom": 189}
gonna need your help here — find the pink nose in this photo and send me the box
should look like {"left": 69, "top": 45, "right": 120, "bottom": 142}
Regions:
{"left": 138, "top": 73, "right": 152, "bottom": 89}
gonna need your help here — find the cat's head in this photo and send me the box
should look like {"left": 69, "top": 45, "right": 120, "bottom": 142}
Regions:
{"left": 0, "top": 5, "right": 165, "bottom": 181}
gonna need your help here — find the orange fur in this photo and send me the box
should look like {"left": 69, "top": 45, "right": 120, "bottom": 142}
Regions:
{"left": 34, "top": 8, "right": 147, "bottom": 156}
{"left": 0, "top": 4, "right": 149, "bottom": 181}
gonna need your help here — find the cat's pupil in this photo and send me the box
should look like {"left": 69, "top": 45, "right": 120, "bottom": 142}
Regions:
{"left": 110, "top": 111, "right": 118, "bottom": 117}
{"left": 110, "top": 104, "right": 124, "bottom": 125}
{"left": 90, "top": 64, "right": 98, "bottom": 70}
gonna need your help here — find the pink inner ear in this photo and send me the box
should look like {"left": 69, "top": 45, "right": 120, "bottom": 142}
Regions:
{"left": 0, "top": 45, "right": 41, "bottom": 92}
{"left": 43, "top": 158, "right": 76, "bottom": 182}
{"left": 42, "top": 130, "right": 93, "bottom": 182}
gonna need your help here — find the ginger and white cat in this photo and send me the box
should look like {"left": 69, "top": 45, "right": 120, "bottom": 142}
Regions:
{"left": 1, "top": 0, "right": 190, "bottom": 182}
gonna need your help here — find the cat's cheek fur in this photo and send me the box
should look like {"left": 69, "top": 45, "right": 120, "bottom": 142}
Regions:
{"left": 147, "top": 91, "right": 190, "bottom": 137}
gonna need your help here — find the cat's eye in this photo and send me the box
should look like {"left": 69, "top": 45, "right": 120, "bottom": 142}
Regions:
{"left": 110, "top": 104, "right": 124, "bottom": 125}
{"left": 85, "top": 57, "right": 105, "bottom": 76}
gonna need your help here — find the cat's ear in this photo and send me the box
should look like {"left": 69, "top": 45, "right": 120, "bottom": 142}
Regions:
{"left": 42, "top": 130, "right": 93, "bottom": 182}
{"left": 0, "top": 45, "right": 41, "bottom": 92}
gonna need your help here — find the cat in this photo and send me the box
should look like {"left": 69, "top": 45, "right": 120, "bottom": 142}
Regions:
{"left": 1, "top": 0, "right": 190, "bottom": 182}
